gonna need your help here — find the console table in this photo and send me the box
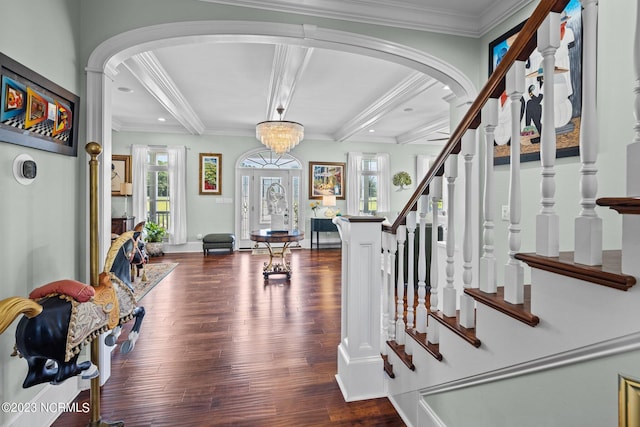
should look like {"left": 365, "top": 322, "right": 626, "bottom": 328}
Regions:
{"left": 250, "top": 229, "right": 304, "bottom": 280}
{"left": 111, "top": 216, "right": 135, "bottom": 235}
{"left": 310, "top": 217, "right": 339, "bottom": 250}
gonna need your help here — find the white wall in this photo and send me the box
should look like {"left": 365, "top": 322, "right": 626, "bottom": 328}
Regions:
{"left": 0, "top": 0, "right": 82, "bottom": 424}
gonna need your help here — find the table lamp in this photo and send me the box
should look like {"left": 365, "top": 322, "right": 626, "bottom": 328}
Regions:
{"left": 120, "top": 182, "right": 133, "bottom": 217}
{"left": 322, "top": 195, "right": 337, "bottom": 217}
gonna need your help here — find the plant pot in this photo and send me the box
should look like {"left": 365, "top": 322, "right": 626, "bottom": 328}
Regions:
{"left": 146, "top": 241, "right": 164, "bottom": 257}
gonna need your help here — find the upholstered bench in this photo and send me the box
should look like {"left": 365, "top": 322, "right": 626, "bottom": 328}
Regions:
{"left": 202, "top": 233, "right": 235, "bottom": 255}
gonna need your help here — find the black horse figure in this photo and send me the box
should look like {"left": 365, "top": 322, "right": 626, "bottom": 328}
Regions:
{"left": 0, "top": 231, "right": 146, "bottom": 388}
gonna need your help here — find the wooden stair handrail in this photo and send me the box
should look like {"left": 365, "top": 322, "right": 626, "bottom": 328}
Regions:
{"left": 388, "top": 0, "right": 570, "bottom": 234}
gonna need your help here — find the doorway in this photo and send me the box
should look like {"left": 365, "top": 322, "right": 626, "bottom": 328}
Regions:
{"left": 236, "top": 149, "right": 303, "bottom": 249}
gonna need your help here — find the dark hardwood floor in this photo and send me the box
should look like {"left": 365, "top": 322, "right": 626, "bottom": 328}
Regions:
{"left": 53, "top": 249, "right": 404, "bottom": 426}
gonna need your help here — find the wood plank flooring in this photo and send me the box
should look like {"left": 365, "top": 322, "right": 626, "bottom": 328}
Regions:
{"left": 53, "top": 249, "right": 404, "bottom": 426}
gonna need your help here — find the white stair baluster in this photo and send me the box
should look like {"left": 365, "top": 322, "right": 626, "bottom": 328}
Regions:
{"left": 480, "top": 98, "right": 498, "bottom": 294}
{"left": 575, "top": 0, "right": 602, "bottom": 266}
{"left": 460, "top": 130, "right": 476, "bottom": 328}
{"left": 427, "top": 176, "right": 442, "bottom": 344}
{"left": 537, "top": 12, "right": 561, "bottom": 257}
{"left": 504, "top": 61, "right": 526, "bottom": 304}
{"left": 416, "top": 195, "right": 429, "bottom": 333}
{"left": 396, "top": 226, "right": 406, "bottom": 345}
{"left": 406, "top": 211, "right": 417, "bottom": 331}
{"left": 442, "top": 155, "right": 458, "bottom": 317}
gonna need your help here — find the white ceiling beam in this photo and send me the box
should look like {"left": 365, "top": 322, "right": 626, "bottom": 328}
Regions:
{"left": 266, "top": 44, "right": 314, "bottom": 120}
{"left": 333, "top": 72, "right": 437, "bottom": 142}
{"left": 124, "top": 52, "right": 205, "bottom": 135}
{"left": 396, "top": 114, "right": 449, "bottom": 145}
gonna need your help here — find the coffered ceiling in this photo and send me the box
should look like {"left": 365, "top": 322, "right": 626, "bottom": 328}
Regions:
{"left": 110, "top": 0, "right": 528, "bottom": 146}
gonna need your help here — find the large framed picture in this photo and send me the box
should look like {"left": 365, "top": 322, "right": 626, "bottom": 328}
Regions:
{"left": 111, "top": 154, "right": 131, "bottom": 196}
{"left": 199, "top": 153, "right": 222, "bottom": 195}
{"left": 488, "top": 0, "right": 582, "bottom": 165}
{"left": 0, "top": 52, "right": 79, "bottom": 156}
{"left": 309, "top": 161, "right": 345, "bottom": 200}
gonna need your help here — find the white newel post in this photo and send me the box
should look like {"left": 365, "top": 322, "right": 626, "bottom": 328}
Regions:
{"left": 416, "top": 195, "right": 429, "bottom": 333}
{"left": 406, "top": 211, "right": 417, "bottom": 331}
{"left": 427, "top": 177, "right": 442, "bottom": 344}
{"left": 623, "top": 0, "right": 640, "bottom": 277}
{"left": 504, "top": 61, "right": 525, "bottom": 304}
{"left": 335, "top": 216, "right": 386, "bottom": 401}
{"left": 396, "top": 226, "right": 407, "bottom": 345}
{"left": 388, "top": 232, "right": 398, "bottom": 343}
{"left": 460, "top": 130, "right": 476, "bottom": 328}
{"left": 442, "top": 155, "right": 458, "bottom": 317}
{"left": 381, "top": 232, "right": 390, "bottom": 355}
{"left": 575, "top": 0, "right": 602, "bottom": 266}
{"left": 536, "top": 12, "right": 560, "bottom": 257}
{"left": 480, "top": 98, "right": 498, "bottom": 293}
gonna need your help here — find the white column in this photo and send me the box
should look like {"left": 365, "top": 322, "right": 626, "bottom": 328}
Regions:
{"left": 442, "top": 155, "right": 458, "bottom": 317}
{"left": 623, "top": 0, "right": 640, "bottom": 277}
{"left": 460, "top": 130, "right": 476, "bottom": 328}
{"left": 406, "top": 211, "right": 417, "bottom": 331}
{"left": 480, "top": 98, "right": 498, "bottom": 294}
{"left": 536, "top": 12, "right": 561, "bottom": 257}
{"left": 396, "top": 226, "right": 406, "bottom": 345}
{"left": 416, "top": 195, "right": 429, "bottom": 333}
{"left": 335, "top": 216, "right": 385, "bottom": 402}
{"left": 427, "top": 176, "right": 442, "bottom": 344}
{"left": 504, "top": 61, "right": 526, "bottom": 304}
{"left": 575, "top": 0, "right": 602, "bottom": 266}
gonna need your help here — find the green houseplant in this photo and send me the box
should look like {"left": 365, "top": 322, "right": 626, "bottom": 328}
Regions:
{"left": 392, "top": 171, "right": 412, "bottom": 191}
{"left": 144, "top": 221, "right": 166, "bottom": 256}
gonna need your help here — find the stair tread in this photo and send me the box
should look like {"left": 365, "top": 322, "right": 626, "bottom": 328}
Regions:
{"left": 381, "top": 354, "right": 395, "bottom": 378}
{"left": 386, "top": 341, "right": 416, "bottom": 370}
{"left": 597, "top": 197, "right": 640, "bottom": 214}
{"left": 406, "top": 329, "right": 443, "bottom": 361}
{"left": 515, "top": 250, "right": 635, "bottom": 291}
{"left": 465, "top": 285, "right": 539, "bottom": 326}
{"left": 429, "top": 310, "right": 481, "bottom": 347}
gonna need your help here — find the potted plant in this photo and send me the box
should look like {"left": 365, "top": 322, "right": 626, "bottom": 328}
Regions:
{"left": 392, "top": 171, "right": 412, "bottom": 191}
{"left": 144, "top": 221, "right": 166, "bottom": 256}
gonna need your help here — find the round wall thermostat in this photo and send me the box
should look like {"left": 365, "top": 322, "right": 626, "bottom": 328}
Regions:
{"left": 13, "top": 154, "right": 37, "bottom": 185}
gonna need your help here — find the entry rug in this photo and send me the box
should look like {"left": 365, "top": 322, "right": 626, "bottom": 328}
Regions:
{"left": 132, "top": 262, "right": 178, "bottom": 301}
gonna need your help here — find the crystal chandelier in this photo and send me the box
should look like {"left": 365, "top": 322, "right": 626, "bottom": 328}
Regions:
{"left": 256, "top": 106, "right": 304, "bottom": 154}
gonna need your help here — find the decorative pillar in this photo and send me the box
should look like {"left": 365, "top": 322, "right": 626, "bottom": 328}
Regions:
{"left": 335, "top": 216, "right": 386, "bottom": 402}
{"left": 575, "top": 0, "right": 602, "bottom": 266}
{"left": 427, "top": 177, "right": 442, "bottom": 344}
{"left": 480, "top": 98, "right": 498, "bottom": 294}
{"left": 442, "top": 155, "right": 458, "bottom": 317}
{"left": 396, "top": 226, "right": 407, "bottom": 345}
{"left": 460, "top": 130, "right": 476, "bottom": 328}
{"left": 537, "top": 12, "right": 561, "bottom": 257}
{"left": 504, "top": 61, "right": 525, "bottom": 304}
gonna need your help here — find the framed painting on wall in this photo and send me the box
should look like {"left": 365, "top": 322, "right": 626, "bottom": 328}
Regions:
{"left": 0, "top": 52, "right": 79, "bottom": 156}
{"left": 111, "top": 154, "right": 131, "bottom": 196}
{"left": 199, "top": 153, "right": 222, "bottom": 195}
{"left": 309, "top": 161, "right": 345, "bottom": 200}
{"left": 489, "top": 0, "right": 582, "bottom": 165}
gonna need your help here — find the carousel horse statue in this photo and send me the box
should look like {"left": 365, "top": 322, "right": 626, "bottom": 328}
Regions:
{"left": 0, "top": 230, "right": 146, "bottom": 388}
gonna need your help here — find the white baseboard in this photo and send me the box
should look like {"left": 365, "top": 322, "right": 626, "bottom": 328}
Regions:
{"left": 5, "top": 378, "right": 82, "bottom": 427}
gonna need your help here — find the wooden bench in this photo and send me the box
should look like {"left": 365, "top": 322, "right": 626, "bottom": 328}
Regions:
{"left": 202, "top": 233, "right": 235, "bottom": 255}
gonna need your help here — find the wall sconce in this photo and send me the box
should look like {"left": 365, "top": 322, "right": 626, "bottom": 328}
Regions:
{"left": 120, "top": 182, "right": 133, "bottom": 218}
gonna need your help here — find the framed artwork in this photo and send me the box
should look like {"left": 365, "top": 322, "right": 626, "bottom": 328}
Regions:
{"left": 0, "top": 52, "right": 79, "bottom": 157}
{"left": 489, "top": 0, "right": 582, "bottom": 165}
{"left": 199, "top": 153, "right": 222, "bottom": 195}
{"left": 309, "top": 161, "right": 345, "bottom": 200}
{"left": 619, "top": 374, "right": 640, "bottom": 427}
{"left": 111, "top": 155, "right": 131, "bottom": 196}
